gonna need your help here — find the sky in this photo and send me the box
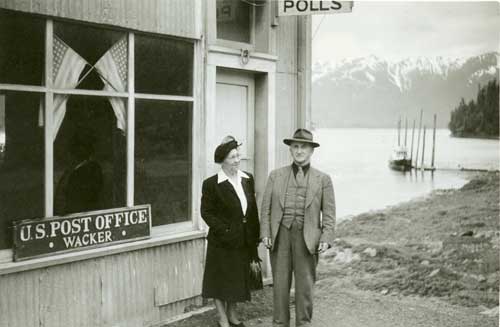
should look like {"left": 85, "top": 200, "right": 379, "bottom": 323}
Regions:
{"left": 312, "top": 1, "right": 500, "bottom": 63}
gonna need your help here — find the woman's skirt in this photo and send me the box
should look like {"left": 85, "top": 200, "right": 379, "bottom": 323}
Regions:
{"left": 202, "top": 241, "right": 251, "bottom": 302}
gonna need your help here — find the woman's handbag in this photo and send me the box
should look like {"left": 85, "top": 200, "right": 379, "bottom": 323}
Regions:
{"left": 249, "top": 260, "right": 263, "bottom": 290}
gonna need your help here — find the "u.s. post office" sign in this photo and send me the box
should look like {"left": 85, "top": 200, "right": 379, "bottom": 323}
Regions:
{"left": 278, "top": 0, "right": 353, "bottom": 16}
{"left": 13, "top": 205, "right": 151, "bottom": 261}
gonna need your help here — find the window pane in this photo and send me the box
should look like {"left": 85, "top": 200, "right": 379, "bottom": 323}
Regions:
{"left": 54, "top": 21, "right": 127, "bottom": 91}
{"left": 135, "top": 34, "right": 193, "bottom": 96}
{"left": 0, "top": 91, "right": 44, "bottom": 250}
{"left": 0, "top": 9, "right": 44, "bottom": 85}
{"left": 135, "top": 100, "right": 192, "bottom": 226}
{"left": 217, "top": 0, "right": 251, "bottom": 43}
{"left": 54, "top": 96, "right": 126, "bottom": 215}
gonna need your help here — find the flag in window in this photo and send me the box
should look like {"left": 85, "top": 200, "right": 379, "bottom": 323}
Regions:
{"left": 95, "top": 36, "right": 128, "bottom": 133}
{"left": 52, "top": 35, "right": 88, "bottom": 139}
{"left": 38, "top": 35, "right": 88, "bottom": 140}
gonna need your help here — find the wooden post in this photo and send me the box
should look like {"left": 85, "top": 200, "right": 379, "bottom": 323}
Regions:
{"left": 45, "top": 19, "right": 54, "bottom": 217}
{"left": 404, "top": 117, "right": 408, "bottom": 147}
{"left": 415, "top": 110, "right": 423, "bottom": 169}
{"left": 410, "top": 119, "right": 416, "bottom": 166}
{"left": 431, "top": 114, "right": 437, "bottom": 169}
{"left": 421, "top": 125, "right": 426, "bottom": 171}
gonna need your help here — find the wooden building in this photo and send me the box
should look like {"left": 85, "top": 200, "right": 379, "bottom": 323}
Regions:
{"left": 0, "top": 1, "right": 311, "bottom": 326}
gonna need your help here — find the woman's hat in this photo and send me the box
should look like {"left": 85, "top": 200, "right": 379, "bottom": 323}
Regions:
{"left": 283, "top": 128, "right": 320, "bottom": 148}
{"left": 214, "top": 136, "right": 242, "bottom": 163}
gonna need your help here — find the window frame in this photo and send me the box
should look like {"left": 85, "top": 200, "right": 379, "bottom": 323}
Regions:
{"left": 0, "top": 13, "right": 200, "bottom": 259}
{"left": 214, "top": 0, "right": 256, "bottom": 50}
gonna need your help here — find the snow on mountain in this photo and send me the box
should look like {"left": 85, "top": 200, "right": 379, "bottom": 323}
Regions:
{"left": 469, "top": 66, "right": 498, "bottom": 84}
{"left": 313, "top": 55, "right": 474, "bottom": 90}
{"left": 312, "top": 52, "right": 498, "bottom": 128}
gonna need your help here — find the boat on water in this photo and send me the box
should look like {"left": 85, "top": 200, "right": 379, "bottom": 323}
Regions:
{"left": 389, "top": 145, "right": 412, "bottom": 171}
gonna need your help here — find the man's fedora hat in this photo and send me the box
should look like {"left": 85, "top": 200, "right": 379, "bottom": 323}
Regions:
{"left": 283, "top": 128, "right": 320, "bottom": 148}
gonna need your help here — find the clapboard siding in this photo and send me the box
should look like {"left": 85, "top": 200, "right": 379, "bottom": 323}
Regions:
{"left": 0, "top": 0, "right": 200, "bottom": 39}
{"left": 0, "top": 238, "right": 205, "bottom": 327}
{"left": 275, "top": 72, "right": 298, "bottom": 167}
{"left": 274, "top": 16, "right": 300, "bottom": 167}
{"left": 276, "top": 16, "right": 298, "bottom": 75}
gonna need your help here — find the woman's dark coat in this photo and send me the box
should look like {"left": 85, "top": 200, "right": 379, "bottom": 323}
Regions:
{"left": 200, "top": 172, "right": 260, "bottom": 302}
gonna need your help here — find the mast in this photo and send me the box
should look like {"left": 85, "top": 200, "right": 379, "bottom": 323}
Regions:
{"left": 397, "top": 116, "right": 401, "bottom": 147}
{"left": 421, "top": 125, "right": 427, "bottom": 171}
{"left": 431, "top": 114, "right": 437, "bottom": 169}
{"left": 415, "top": 109, "right": 423, "bottom": 169}
{"left": 410, "top": 119, "right": 416, "bottom": 165}
{"left": 404, "top": 117, "right": 408, "bottom": 147}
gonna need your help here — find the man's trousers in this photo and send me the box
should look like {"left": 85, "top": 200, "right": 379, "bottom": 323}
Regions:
{"left": 271, "top": 220, "right": 317, "bottom": 327}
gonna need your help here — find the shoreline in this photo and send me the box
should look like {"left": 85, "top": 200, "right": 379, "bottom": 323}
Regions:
{"left": 450, "top": 133, "right": 500, "bottom": 140}
{"left": 328, "top": 171, "right": 499, "bottom": 308}
{"left": 337, "top": 168, "right": 477, "bottom": 223}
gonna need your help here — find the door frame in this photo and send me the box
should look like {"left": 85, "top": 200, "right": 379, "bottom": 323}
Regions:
{"left": 205, "top": 50, "right": 277, "bottom": 282}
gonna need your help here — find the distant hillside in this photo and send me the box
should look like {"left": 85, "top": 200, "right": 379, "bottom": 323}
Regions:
{"left": 312, "top": 53, "right": 499, "bottom": 128}
{"left": 449, "top": 79, "right": 499, "bottom": 138}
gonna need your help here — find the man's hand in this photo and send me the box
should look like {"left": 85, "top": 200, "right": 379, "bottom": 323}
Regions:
{"left": 318, "top": 242, "right": 329, "bottom": 253}
{"left": 262, "top": 237, "right": 272, "bottom": 249}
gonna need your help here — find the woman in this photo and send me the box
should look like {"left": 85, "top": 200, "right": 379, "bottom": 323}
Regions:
{"left": 201, "top": 136, "right": 260, "bottom": 327}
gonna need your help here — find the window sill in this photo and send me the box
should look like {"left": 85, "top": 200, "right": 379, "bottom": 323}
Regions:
{"left": 0, "top": 228, "right": 206, "bottom": 276}
{"left": 214, "top": 39, "right": 256, "bottom": 52}
{"left": 208, "top": 45, "right": 278, "bottom": 62}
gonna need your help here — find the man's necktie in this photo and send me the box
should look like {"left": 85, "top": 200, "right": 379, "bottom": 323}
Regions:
{"left": 296, "top": 166, "right": 305, "bottom": 186}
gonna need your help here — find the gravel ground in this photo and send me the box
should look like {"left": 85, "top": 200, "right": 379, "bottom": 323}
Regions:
{"left": 165, "top": 172, "right": 499, "bottom": 327}
{"left": 244, "top": 278, "right": 498, "bottom": 327}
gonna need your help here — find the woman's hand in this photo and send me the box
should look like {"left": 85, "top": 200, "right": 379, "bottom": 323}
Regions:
{"left": 262, "top": 237, "right": 272, "bottom": 249}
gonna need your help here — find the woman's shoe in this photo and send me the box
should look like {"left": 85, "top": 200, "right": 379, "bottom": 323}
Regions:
{"left": 229, "top": 322, "right": 245, "bottom": 327}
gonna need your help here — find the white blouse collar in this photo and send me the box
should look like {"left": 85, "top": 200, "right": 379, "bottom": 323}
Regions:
{"left": 217, "top": 169, "right": 249, "bottom": 184}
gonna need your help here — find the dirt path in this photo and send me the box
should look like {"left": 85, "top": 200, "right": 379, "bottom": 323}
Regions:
{"left": 244, "top": 278, "right": 497, "bottom": 327}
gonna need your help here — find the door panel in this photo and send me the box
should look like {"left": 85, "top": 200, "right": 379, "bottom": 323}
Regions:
{"left": 215, "top": 70, "right": 254, "bottom": 173}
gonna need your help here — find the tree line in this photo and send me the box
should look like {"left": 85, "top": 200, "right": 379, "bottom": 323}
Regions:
{"left": 449, "top": 79, "right": 499, "bottom": 138}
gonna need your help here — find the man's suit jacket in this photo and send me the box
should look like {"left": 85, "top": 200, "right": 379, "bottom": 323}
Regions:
{"left": 260, "top": 165, "right": 336, "bottom": 254}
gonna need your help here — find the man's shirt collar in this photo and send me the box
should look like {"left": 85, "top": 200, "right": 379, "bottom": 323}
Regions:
{"left": 292, "top": 162, "right": 310, "bottom": 176}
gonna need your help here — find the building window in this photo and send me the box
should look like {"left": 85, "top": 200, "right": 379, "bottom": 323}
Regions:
{"left": 0, "top": 91, "right": 44, "bottom": 249}
{"left": 0, "top": 10, "right": 195, "bottom": 251}
{"left": 0, "top": 10, "right": 44, "bottom": 85}
{"left": 135, "top": 100, "right": 192, "bottom": 226}
{"left": 216, "top": 0, "right": 254, "bottom": 44}
{"left": 135, "top": 34, "right": 193, "bottom": 96}
{"left": 53, "top": 21, "right": 128, "bottom": 92}
{"left": 54, "top": 96, "right": 126, "bottom": 215}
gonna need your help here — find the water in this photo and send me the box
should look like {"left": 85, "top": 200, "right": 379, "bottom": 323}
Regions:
{"left": 312, "top": 128, "right": 499, "bottom": 220}
{"left": 2, "top": 128, "right": 498, "bottom": 220}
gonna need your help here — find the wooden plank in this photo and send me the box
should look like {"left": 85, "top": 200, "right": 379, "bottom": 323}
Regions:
{"left": 276, "top": 16, "right": 298, "bottom": 74}
{"left": 0, "top": 0, "right": 199, "bottom": 39}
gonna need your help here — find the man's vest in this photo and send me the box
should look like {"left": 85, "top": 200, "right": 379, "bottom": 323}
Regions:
{"left": 281, "top": 168, "right": 309, "bottom": 229}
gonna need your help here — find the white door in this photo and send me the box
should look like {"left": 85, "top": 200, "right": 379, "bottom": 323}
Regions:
{"left": 215, "top": 69, "right": 255, "bottom": 173}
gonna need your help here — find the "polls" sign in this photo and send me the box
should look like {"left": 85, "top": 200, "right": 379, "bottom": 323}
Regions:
{"left": 278, "top": 1, "right": 353, "bottom": 16}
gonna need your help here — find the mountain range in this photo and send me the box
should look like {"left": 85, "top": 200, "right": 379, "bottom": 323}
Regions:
{"left": 312, "top": 52, "right": 499, "bottom": 128}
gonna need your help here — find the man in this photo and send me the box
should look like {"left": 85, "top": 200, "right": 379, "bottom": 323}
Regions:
{"left": 54, "top": 131, "right": 103, "bottom": 215}
{"left": 261, "top": 128, "right": 336, "bottom": 327}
